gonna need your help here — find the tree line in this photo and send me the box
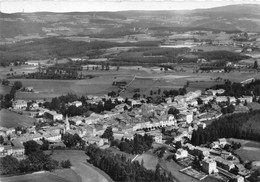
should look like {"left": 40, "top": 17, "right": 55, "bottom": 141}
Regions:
{"left": 191, "top": 110, "right": 260, "bottom": 146}
{"left": 0, "top": 140, "right": 71, "bottom": 175}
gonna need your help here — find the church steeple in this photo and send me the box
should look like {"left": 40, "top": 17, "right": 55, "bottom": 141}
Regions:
{"left": 65, "top": 114, "right": 70, "bottom": 131}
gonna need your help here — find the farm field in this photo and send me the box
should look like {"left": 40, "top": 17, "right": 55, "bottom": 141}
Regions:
{"left": 0, "top": 109, "right": 36, "bottom": 128}
{"left": 3, "top": 65, "right": 260, "bottom": 100}
{"left": 0, "top": 65, "right": 38, "bottom": 79}
{"left": 49, "top": 150, "right": 114, "bottom": 182}
{"left": 227, "top": 138, "right": 260, "bottom": 162}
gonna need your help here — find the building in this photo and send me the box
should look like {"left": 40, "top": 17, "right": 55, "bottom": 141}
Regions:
{"left": 83, "top": 136, "right": 108, "bottom": 147}
{"left": 215, "top": 157, "right": 235, "bottom": 171}
{"left": 146, "top": 131, "right": 162, "bottom": 143}
{"left": 174, "top": 149, "right": 188, "bottom": 159}
{"left": 69, "top": 101, "right": 82, "bottom": 107}
{"left": 179, "top": 111, "right": 193, "bottom": 124}
{"left": 202, "top": 158, "right": 218, "bottom": 174}
{"left": 13, "top": 100, "right": 27, "bottom": 110}
{"left": 0, "top": 144, "right": 25, "bottom": 157}
{"left": 45, "top": 110, "right": 63, "bottom": 121}
{"left": 238, "top": 96, "right": 253, "bottom": 103}
{"left": 218, "top": 138, "right": 227, "bottom": 148}
{"left": 215, "top": 96, "right": 228, "bottom": 103}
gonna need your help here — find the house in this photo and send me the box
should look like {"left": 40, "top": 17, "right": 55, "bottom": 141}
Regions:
{"left": 210, "top": 141, "right": 220, "bottom": 149}
{"left": 238, "top": 96, "right": 253, "bottom": 103}
{"left": 230, "top": 176, "right": 244, "bottom": 182}
{"left": 146, "top": 131, "right": 162, "bottom": 143}
{"left": 215, "top": 96, "right": 228, "bottom": 103}
{"left": 174, "top": 148, "right": 188, "bottom": 159}
{"left": 83, "top": 136, "right": 108, "bottom": 147}
{"left": 206, "top": 89, "right": 225, "bottom": 96}
{"left": 0, "top": 144, "right": 25, "bottom": 157}
{"left": 179, "top": 111, "right": 193, "bottom": 124}
{"left": 13, "top": 100, "right": 27, "bottom": 110}
{"left": 45, "top": 110, "right": 63, "bottom": 121}
{"left": 24, "top": 87, "right": 34, "bottom": 92}
{"left": 69, "top": 101, "right": 82, "bottom": 107}
{"left": 215, "top": 157, "right": 235, "bottom": 171}
{"left": 218, "top": 138, "right": 227, "bottom": 147}
{"left": 0, "top": 127, "right": 15, "bottom": 137}
{"left": 202, "top": 158, "right": 218, "bottom": 174}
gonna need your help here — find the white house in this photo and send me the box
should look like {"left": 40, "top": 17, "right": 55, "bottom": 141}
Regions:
{"left": 174, "top": 148, "right": 188, "bottom": 159}
{"left": 202, "top": 158, "right": 218, "bottom": 174}
{"left": 13, "top": 100, "right": 27, "bottom": 110}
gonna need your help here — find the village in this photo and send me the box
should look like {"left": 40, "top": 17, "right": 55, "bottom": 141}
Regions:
{"left": 0, "top": 84, "right": 256, "bottom": 182}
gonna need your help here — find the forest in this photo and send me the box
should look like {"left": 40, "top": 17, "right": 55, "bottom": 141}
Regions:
{"left": 85, "top": 144, "right": 174, "bottom": 182}
{"left": 209, "top": 79, "right": 260, "bottom": 98}
{"left": 110, "top": 134, "right": 154, "bottom": 154}
{"left": 190, "top": 110, "right": 260, "bottom": 146}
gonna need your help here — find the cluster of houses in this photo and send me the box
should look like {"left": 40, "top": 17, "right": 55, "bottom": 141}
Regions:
{"left": 172, "top": 137, "right": 251, "bottom": 182}
{"left": 0, "top": 88, "right": 255, "bottom": 181}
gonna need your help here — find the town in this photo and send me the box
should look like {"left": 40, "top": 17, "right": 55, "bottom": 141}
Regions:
{"left": 1, "top": 76, "right": 260, "bottom": 182}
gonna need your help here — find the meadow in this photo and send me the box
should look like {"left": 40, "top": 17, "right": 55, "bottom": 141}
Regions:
{"left": 227, "top": 138, "right": 260, "bottom": 162}
{"left": 2, "top": 64, "right": 260, "bottom": 101}
{"left": 0, "top": 109, "right": 36, "bottom": 128}
{"left": 50, "top": 150, "right": 113, "bottom": 182}
{"left": 133, "top": 151, "right": 158, "bottom": 171}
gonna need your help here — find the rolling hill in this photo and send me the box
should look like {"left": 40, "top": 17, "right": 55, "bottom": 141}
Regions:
{"left": 0, "top": 4, "right": 260, "bottom": 39}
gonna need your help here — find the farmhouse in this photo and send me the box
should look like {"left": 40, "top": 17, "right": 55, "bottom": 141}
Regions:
{"left": 13, "top": 100, "right": 27, "bottom": 110}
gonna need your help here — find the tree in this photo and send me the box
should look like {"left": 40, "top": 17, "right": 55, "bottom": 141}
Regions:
{"left": 101, "top": 127, "right": 114, "bottom": 141}
{"left": 13, "top": 81, "right": 23, "bottom": 90}
{"left": 23, "top": 140, "right": 40, "bottom": 155}
{"left": 0, "top": 155, "right": 20, "bottom": 175}
{"left": 2, "top": 79, "right": 10, "bottom": 86}
{"left": 61, "top": 160, "right": 72, "bottom": 168}
{"left": 0, "top": 135, "right": 4, "bottom": 144}
{"left": 254, "top": 60, "right": 258, "bottom": 69}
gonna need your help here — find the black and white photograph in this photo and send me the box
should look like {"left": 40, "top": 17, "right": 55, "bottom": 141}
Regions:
{"left": 0, "top": 0, "right": 260, "bottom": 181}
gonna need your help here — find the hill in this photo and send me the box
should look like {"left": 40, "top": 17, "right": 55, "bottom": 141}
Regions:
{"left": 0, "top": 4, "right": 260, "bottom": 39}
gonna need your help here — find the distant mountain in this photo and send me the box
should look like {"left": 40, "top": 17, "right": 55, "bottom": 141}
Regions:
{"left": 0, "top": 4, "right": 260, "bottom": 39}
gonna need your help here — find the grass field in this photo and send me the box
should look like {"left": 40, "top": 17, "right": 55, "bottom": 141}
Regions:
{"left": 50, "top": 150, "right": 114, "bottom": 182}
{"left": 227, "top": 138, "right": 260, "bottom": 162}
{"left": 3, "top": 65, "right": 260, "bottom": 100}
{"left": 133, "top": 151, "right": 158, "bottom": 171}
{"left": 0, "top": 85, "right": 11, "bottom": 95}
{"left": 0, "top": 109, "right": 36, "bottom": 128}
{"left": 0, "top": 171, "right": 72, "bottom": 182}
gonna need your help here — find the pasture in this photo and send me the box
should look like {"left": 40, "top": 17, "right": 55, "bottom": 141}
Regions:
{"left": 50, "top": 150, "right": 113, "bottom": 182}
{"left": 227, "top": 138, "right": 260, "bottom": 162}
{"left": 0, "top": 109, "right": 36, "bottom": 128}
{"left": 3, "top": 65, "right": 260, "bottom": 100}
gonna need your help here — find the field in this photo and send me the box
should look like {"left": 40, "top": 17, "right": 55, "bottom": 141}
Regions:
{"left": 49, "top": 150, "right": 114, "bottom": 182}
{"left": 227, "top": 138, "right": 260, "bottom": 162}
{"left": 0, "top": 85, "right": 11, "bottom": 95}
{"left": 0, "top": 171, "right": 73, "bottom": 182}
{"left": 105, "top": 147, "right": 135, "bottom": 161}
{"left": 2, "top": 64, "right": 260, "bottom": 100}
{"left": 133, "top": 151, "right": 158, "bottom": 170}
{"left": 0, "top": 109, "right": 36, "bottom": 128}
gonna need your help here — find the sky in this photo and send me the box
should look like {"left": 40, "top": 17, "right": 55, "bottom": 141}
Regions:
{"left": 1, "top": 0, "right": 260, "bottom": 13}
